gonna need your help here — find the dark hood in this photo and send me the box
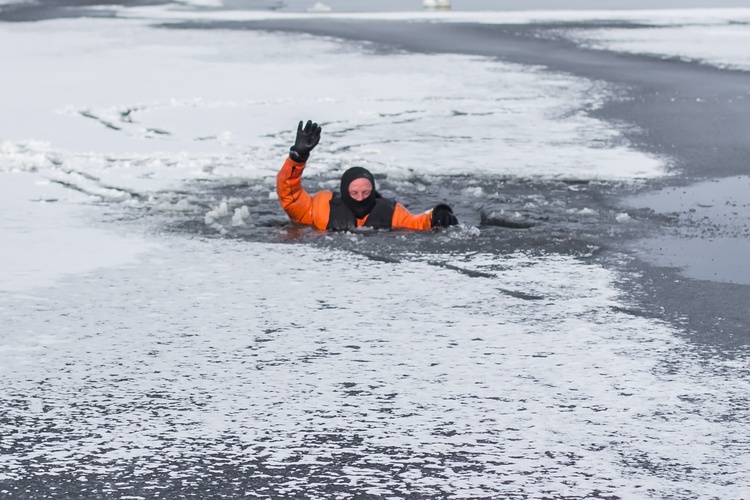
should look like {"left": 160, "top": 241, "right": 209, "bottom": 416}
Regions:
{"left": 340, "top": 166, "right": 380, "bottom": 219}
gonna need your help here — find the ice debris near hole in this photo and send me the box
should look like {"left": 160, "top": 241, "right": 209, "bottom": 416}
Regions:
{"left": 174, "top": 0, "right": 223, "bottom": 6}
{"left": 232, "top": 206, "right": 250, "bottom": 227}
{"left": 423, "top": 0, "right": 451, "bottom": 10}
{"left": 568, "top": 207, "right": 598, "bottom": 215}
{"left": 204, "top": 200, "right": 228, "bottom": 225}
{"left": 616, "top": 212, "right": 631, "bottom": 222}
{"left": 203, "top": 200, "right": 250, "bottom": 227}
{"left": 448, "top": 225, "right": 481, "bottom": 239}
{"left": 464, "top": 186, "right": 485, "bottom": 197}
{"left": 307, "top": 2, "right": 331, "bottom": 12}
{"left": 155, "top": 199, "right": 191, "bottom": 212}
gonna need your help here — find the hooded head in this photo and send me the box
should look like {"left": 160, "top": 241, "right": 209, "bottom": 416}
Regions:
{"left": 340, "top": 166, "right": 380, "bottom": 219}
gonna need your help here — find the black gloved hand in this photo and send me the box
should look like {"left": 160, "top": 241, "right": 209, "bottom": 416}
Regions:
{"left": 289, "top": 120, "right": 322, "bottom": 163}
{"left": 431, "top": 204, "right": 459, "bottom": 228}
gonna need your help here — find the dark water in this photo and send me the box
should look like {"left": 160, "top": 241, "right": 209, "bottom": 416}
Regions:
{"left": 174, "top": 174, "right": 638, "bottom": 252}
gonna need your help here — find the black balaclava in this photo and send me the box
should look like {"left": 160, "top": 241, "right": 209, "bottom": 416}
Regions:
{"left": 340, "top": 166, "right": 380, "bottom": 219}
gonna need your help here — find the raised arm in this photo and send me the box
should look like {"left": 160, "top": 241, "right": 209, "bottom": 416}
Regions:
{"left": 276, "top": 120, "right": 325, "bottom": 226}
{"left": 276, "top": 157, "right": 314, "bottom": 225}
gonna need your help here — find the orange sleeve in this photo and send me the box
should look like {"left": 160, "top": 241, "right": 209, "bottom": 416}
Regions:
{"left": 391, "top": 203, "right": 433, "bottom": 231}
{"left": 276, "top": 157, "right": 332, "bottom": 230}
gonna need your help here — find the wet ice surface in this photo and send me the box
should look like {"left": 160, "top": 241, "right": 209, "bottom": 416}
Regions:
{"left": 2, "top": 10, "right": 750, "bottom": 500}
{"left": 624, "top": 176, "right": 750, "bottom": 286}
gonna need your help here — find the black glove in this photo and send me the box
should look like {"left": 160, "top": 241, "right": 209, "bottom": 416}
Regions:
{"left": 431, "top": 204, "right": 458, "bottom": 228}
{"left": 289, "top": 120, "right": 322, "bottom": 163}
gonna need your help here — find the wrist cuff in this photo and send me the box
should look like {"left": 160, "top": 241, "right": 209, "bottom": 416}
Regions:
{"left": 289, "top": 148, "right": 309, "bottom": 163}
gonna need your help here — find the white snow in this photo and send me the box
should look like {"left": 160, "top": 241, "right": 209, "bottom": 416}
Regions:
{"left": 0, "top": 17, "right": 665, "bottom": 187}
{"left": 567, "top": 23, "right": 750, "bottom": 72}
{"left": 0, "top": 171, "right": 156, "bottom": 292}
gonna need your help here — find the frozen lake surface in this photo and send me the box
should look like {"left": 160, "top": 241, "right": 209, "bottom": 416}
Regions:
{"left": 1, "top": 3, "right": 749, "bottom": 499}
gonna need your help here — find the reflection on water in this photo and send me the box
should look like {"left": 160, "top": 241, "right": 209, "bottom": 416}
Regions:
{"left": 634, "top": 236, "right": 750, "bottom": 285}
{"left": 626, "top": 176, "right": 750, "bottom": 285}
{"left": 626, "top": 176, "right": 750, "bottom": 223}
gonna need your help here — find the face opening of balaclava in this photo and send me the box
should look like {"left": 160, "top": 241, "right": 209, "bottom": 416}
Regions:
{"left": 340, "top": 166, "right": 380, "bottom": 219}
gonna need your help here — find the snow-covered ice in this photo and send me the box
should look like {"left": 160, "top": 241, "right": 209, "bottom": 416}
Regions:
{"left": 118, "top": 5, "right": 750, "bottom": 72}
{"left": 0, "top": 171, "right": 156, "bottom": 292}
{"left": 3, "top": 236, "right": 749, "bottom": 497}
{"left": 1, "top": 6, "right": 749, "bottom": 498}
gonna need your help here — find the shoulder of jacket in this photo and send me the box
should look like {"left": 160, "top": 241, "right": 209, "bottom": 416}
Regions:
{"left": 313, "top": 190, "right": 333, "bottom": 203}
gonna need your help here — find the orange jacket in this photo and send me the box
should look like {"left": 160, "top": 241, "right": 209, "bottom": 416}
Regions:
{"left": 276, "top": 157, "right": 433, "bottom": 231}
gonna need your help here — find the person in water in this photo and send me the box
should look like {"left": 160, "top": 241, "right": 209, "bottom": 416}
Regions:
{"left": 276, "top": 120, "right": 459, "bottom": 231}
